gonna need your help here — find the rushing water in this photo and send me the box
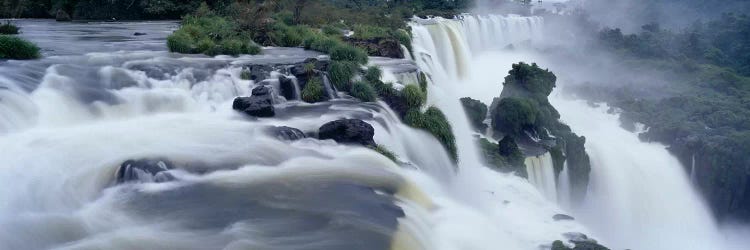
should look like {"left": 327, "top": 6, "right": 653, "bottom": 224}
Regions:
{"left": 409, "top": 13, "right": 741, "bottom": 250}
{"left": 1, "top": 19, "right": 591, "bottom": 250}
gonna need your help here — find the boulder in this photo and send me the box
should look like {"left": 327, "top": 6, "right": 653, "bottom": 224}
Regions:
{"left": 278, "top": 75, "right": 297, "bottom": 100}
{"left": 116, "top": 159, "right": 175, "bottom": 184}
{"left": 55, "top": 10, "right": 72, "bottom": 22}
{"left": 318, "top": 119, "right": 375, "bottom": 146}
{"left": 553, "top": 214, "right": 575, "bottom": 221}
{"left": 267, "top": 126, "right": 307, "bottom": 141}
{"left": 133, "top": 32, "right": 147, "bottom": 36}
{"left": 232, "top": 86, "right": 275, "bottom": 117}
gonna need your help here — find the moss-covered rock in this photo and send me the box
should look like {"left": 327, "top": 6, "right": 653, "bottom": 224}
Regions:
{"left": 460, "top": 97, "right": 488, "bottom": 132}
{"left": 302, "top": 76, "right": 326, "bottom": 103}
{"left": 405, "top": 107, "right": 457, "bottom": 162}
{"left": 350, "top": 81, "right": 377, "bottom": 102}
{"left": 403, "top": 84, "right": 426, "bottom": 110}
{"left": 0, "top": 35, "right": 40, "bottom": 60}
{"left": 478, "top": 137, "right": 526, "bottom": 175}
{"left": 491, "top": 97, "right": 539, "bottom": 136}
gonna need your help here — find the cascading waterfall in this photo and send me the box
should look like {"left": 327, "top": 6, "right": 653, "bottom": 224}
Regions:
{"left": 411, "top": 13, "right": 732, "bottom": 250}
{"left": 524, "top": 153, "right": 558, "bottom": 202}
{"left": 0, "top": 20, "right": 590, "bottom": 250}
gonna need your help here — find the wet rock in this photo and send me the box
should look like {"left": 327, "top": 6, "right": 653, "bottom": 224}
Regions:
{"left": 553, "top": 214, "right": 575, "bottom": 221}
{"left": 318, "top": 119, "right": 375, "bottom": 146}
{"left": 116, "top": 159, "right": 175, "bottom": 184}
{"left": 133, "top": 32, "right": 147, "bottom": 36}
{"left": 232, "top": 86, "right": 275, "bottom": 117}
{"left": 56, "top": 10, "right": 72, "bottom": 22}
{"left": 555, "top": 233, "right": 610, "bottom": 250}
{"left": 267, "top": 126, "right": 307, "bottom": 141}
{"left": 278, "top": 75, "right": 297, "bottom": 100}
{"left": 345, "top": 38, "right": 404, "bottom": 58}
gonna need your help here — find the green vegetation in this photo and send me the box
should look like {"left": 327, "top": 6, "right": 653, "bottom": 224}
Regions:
{"left": 327, "top": 61, "right": 358, "bottom": 91}
{"left": 417, "top": 71, "right": 428, "bottom": 92}
{"left": 460, "top": 97, "right": 488, "bottom": 132}
{"left": 491, "top": 97, "right": 538, "bottom": 136}
{"left": 403, "top": 84, "right": 426, "bottom": 109}
{"left": 0, "top": 35, "right": 40, "bottom": 60}
{"left": 0, "top": 22, "right": 19, "bottom": 34}
{"left": 301, "top": 76, "right": 326, "bottom": 103}
{"left": 364, "top": 66, "right": 382, "bottom": 83}
{"left": 479, "top": 137, "right": 526, "bottom": 175}
{"left": 370, "top": 145, "right": 398, "bottom": 163}
{"left": 167, "top": 7, "right": 261, "bottom": 56}
{"left": 349, "top": 81, "right": 376, "bottom": 102}
{"left": 405, "top": 107, "right": 457, "bottom": 161}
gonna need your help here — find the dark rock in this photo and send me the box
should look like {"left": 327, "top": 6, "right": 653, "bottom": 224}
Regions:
{"left": 345, "top": 37, "right": 404, "bottom": 59}
{"left": 278, "top": 76, "right": 297, "bottom": 100}
{"left": 460, "top": 97, "right": 488, "bottom": 132}
{"left": 556, "top": 232, "right": 611, "bottom": 250}
{"left": 133, "top": 32, "right": 147, "bottom": 36}
{"left": 116, "top": 159, "right": 175, "bottom": 184}
{"left": 56, "top": 10, "right": 72, "bottom": 22}
{"left": 553, "top": 214, "right": 575, "bottom": 221}
{"left": 232, "top": 86, "right": 275, "bottom": 117}
{"left": 267, "top": 126, "right": 307, "bottom": 141}
{"left": 318, "top": 119, "right": 376, "bottom": 146}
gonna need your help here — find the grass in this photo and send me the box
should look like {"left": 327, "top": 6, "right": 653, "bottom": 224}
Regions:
{"left": 0, "top": 35, "right": 40, "bottom": 60}
{"left": 403, "top": 84, "right": 426, "bottom": 109}
{"left": 365, "top": 66, "right": 382, "bottom": 83}
{"left": 370, "top": 145, "right": 398, "bottom": 163}
{"left": 350, "top": 81, "right": 377, "bottom": 102}
{"left": 327, "top": 60, "right": 358, "bottom": 91}
{"left": 405, "top": 106, "right": 457, "bottom": 161}
{"left": 330, "top": 43, "right": 369, "bottom": 64}
{"left": 167, "top": 10, "right": 261, "bottom": 56}
{"left": 0, "top": 22, "right": 19, "bottom": 35}
{"left": 302, "top": 76, "right": 326, "bottom": 103}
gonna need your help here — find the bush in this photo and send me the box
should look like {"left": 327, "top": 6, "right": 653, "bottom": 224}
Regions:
{"left": 0, "top": 22, "right": 19, "bottom": 35}
{"left": 350, "top": 81, "right": 377, "bottom": 102}
{"left": 167, "top": 15, "right": 261, "bottom": 56}
{"left": 365, "top": 66, "right": 382, "bottom": 83}
{"left": 405, "top": 107, "right": 457, "bottom": 161}
{"left": 322, "top": 25, "right": 341, "bottom": 36}
{"left": 491, "top": 97, "right": 539, "bottom": 136}
{"left": 330, "top": 43, "right": 368, "bottom": 64}
{"left": 394, "top": 28, "right": 412, "bottom": 53}
{"left": 503, "top": 62, "right": 557, "bottom": 99}
{"left": 352, "top": 24, "right": 389, "bottom": 40}
{"left": 370, "top": 145, "right": 398, "bottom": 162}
{"left": 403, "top": 84, "right": 426, "bottom": 109}
{"left": 0, "top": 35, "right": 40, "bottom": 60}
{"left": 418, "top": 72, "right": 428, "bottom": 91}
{"left": 302, "top": 77, "right": 326, "bottom": 103}
{"left": 460, "top": 97, "right": 488, "bottom": 132}
{"left": 327, "top": 60, "right": 358, "bottom": 91}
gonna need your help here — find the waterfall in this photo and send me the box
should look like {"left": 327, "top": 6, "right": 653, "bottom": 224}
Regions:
{"left": 411, "top": 13, "right": 730, "bottom": 250}
{"left": 524, "top": 153, "right": 558, "bottom": 202}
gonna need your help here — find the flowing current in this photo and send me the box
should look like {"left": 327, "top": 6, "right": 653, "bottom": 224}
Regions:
{"left": 0, "top": 15, "right": 735, "bottom": 250}
{"left": 0, "top": 19, "right": 587, "bottom": 250}
{"left": 410, "top": 14, "right": 730, "bottom": 250}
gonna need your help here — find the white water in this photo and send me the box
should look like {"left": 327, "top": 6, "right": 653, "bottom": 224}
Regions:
{"left": 525, "top": 153, "right": 558, "bottom": 202}
{"left": 411, "top": 14, "right": 730, "bottom": 250}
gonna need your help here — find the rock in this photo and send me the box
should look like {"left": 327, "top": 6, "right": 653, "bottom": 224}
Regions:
{"left": 557, "top": 233, "right": 610, "bottom": 250}
{"left": 133, "top": 32, "right": 147, "bottom": 36}
{"left": 116, "top": 159, "right": 175, "bottom": 184}
{"left": 460, "top": 97, "right": 488, "bottom": 132}
{"left": 278, "top": 76, "right": 297, "bottom": 100}
{"left": 553, "top": 214, "right": 575, "bottom": 221}
{"left": 55, "top": 9, "right": 72, "bottom": 22}
{"left": 232, "top": 86, "right": 275, "bottom": 117}
{"left": 318, "top": 119, "right": 375, "bottom": 146}
{"left": 267, "top": 126, "right": 307, "bottom": 141}
{"left": 344, "top": 37, "right": 404, "bottom": 58}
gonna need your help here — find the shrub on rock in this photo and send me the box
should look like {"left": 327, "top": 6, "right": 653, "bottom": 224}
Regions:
{"left": 460, "top": 97, "right": 488, "bottom": 132}
{"left": 0, "top": 35, "right": 40, "bottom": 60}
{"left": 302, "top": 77, "right": 326, "bottom": 103}
{"left": 405, "top": 107, "right": 457, "bottom": 161}
{"left": 350, "top": 81, "right": 377, "bottom": 102}
{"left": 491, "top": 97, "right": 538, "bottom": 136}
{"left": 0, "top": 22, "right": 19, "bottom": 35}
{"left": 403, "top": 84, "right": 426, "bottom": 110}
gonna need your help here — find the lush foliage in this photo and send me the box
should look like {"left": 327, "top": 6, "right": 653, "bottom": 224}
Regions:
{"left": 405, "top": 107, "right": 457, "bottom": 161}
{"left": 167, "top": 9, "right": 260, "bottom": 56}
{"left": 502, "top": 62, "right": 557, "bottom": 100}
{"left": 403, "top": 84, "right": 426, "bottom": 109}
{"left": 0, "top": 35, "right": 40, "bottom": 59}
{"left": 491, "top": 97, "right": 538, "bottom": 136}
{"left": 0, "top": 22, "right": 18, "bottom": 34}
{"left": 327, "top": 60, "right": 358, "bottom": 91}
{"left": 460, "top": 97, "right": 488, "bottom": 132}
{"left": 301, "top": 76, "right": 326, "bottom": 103}
{"left": 349, "top": 81, "right": 376, "bottom": 102}
{"left": 370, "top": 145, "right": 398, "bottom": 163}
{"left": 364, "top": 66, "right": 382, "bottom": 83}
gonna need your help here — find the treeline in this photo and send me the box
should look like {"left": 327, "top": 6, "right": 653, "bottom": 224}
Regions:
{"left": 0, "top": 0, "right": 473, "bottom": 20}
{"left": 569, "top": 11, "right": 750, "bottom": 220}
